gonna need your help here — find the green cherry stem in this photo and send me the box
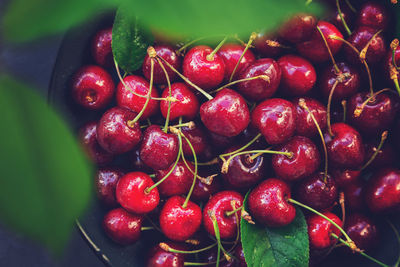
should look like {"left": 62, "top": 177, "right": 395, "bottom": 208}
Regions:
{"left": 219, "top": 133, "right": 262, "bottom": 161}
{"left": 345, "top": 0, "right": 356, "bottom": 13}
{"left": 206, "top": 36, "right": 228, "bottom": 61}
{"left": 170, "top": 121, "right": 195, "bottom": 129}
{"left": 359, "top": 131, "right": 388, "bottom": 171}
{"left": 391, "top": 39, "right": 399, "bottom": 70}
{"left": 180, "top": 130, "right": 198, "bottom": 209}
{"left": 210, "top": 213, "right": 232, "bottom": 267}
{"left": 159, "top": 242, "right": 217, "bottom": 254}
{"left": 316, "top": 26, "right": 340, "bottom": 74}
{"left": 193, "top": 157, "right": 219, "bottom": 166}
{"left": 336, "top": 0, "right": 352, "bottom": 35}
{"left": 176, "top": 34, "right": 226, "bottom": 55}
{"left": 156, "top": 57, "right": 173, "bottom": 133}
{"left": 229, "top": 32, "right": 257, "bottom": 82}
{"left": 341, "top": 100, "right": 347, "bottom": 122}
{"left": 140, "top": 226, "right": 155, "bottom": 231}
{"left": 210, "top": 75, "right": 270, "bottom": 94}
{"left": 387, "top": 220, "right": 400, "bottom": 267}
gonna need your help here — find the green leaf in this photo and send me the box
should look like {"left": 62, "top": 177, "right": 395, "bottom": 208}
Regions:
{"left": 241, "top": 193, "right": 309, "bottom": 267}
{"left": 112, "top": 7, "right": 154, "bottom": 73}
{"left": 0, "top": 75, "right": 92, "bottom": 253}
{"left": 2, "top": 0, "right": 116, "bottom": 42}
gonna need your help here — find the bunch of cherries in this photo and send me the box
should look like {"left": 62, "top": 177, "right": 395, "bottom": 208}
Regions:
{"left": 72, "top": 0, "right": 400, "bottom": 266}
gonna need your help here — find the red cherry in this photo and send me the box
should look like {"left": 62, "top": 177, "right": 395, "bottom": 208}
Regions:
{"left": 91, "top": 27, "right": 113, "bottom": 67}
{"left": 307, "top": 211, "right": 342, "bottom": 249}
{"left": 248, "top": 178, "right": 296, "bottom": 227}
{"left": 116, "top": 172, "right": 160, "bottom": 214}
{"left": 217, "top": 43, "right": 255, "bottom": 81}
{"left": 251, "top": 98, "right": 296, "bottom": 145}
{"left": 203, "top": 191, "right": 244, "bottom": 239}
{"left": 139, "top": 125, "right": 179, "bottom": 170}
{"left": 278, "top": 13, "right": 317, "bottom": 44}
{"left": 357, "top": 2, "right": 389, "bottom": 31}
{"left": 181, "top": 124, "right": 208, "bottom": 157}
{"left": 254, "top": 33, "right": 287, "bottom": 58}
{"left": 182, "top": 45, "right": 225, "bottom": 91}
{"left": 344, "top": 181, "right": 366, "bottom": 212}
{"left": 328, "top": 5, "right": 355, "bottom": 34}
{"left": 103, "top": 208, "right": 143, "bottom": 245}
{"left": 200, "top": 88, "right": 250, "bottom": 137}
{"left": 71, "top": 65, "right": 115, "bottom": 110}
{"left": 160, "top": 82, "right": 199, "bottom": 121}
{"left": 130, "top": 149, "right": 152, "bottom": 173}
{"left": 272, "top": 136, "right": 320, "bottom": 181}
{"left": 192, "top": 173, "right": 221, "bottom": 201}
{"left": 96, "top": 168, "right": 124, "bottom": 207}
{"left": 331, "top": 169, "right": 361, "bottom": 188}
{"left": 235, "top": 243, "right": 247, "bottom": 267}
{"left": 364, "top": 141, "right": 397, "bottom": 169}
{"left": 345, "top": 213, "right": 379, "bottom": 252}
{"left": 116, "top": 75, "right": 160, "bottom": 120}
{"left": 159, "top": 196, "right": 202, "bottom": 241}
{"left": 384, "top": 45, "right": 400, "bottom": 85}
{"left": 142, "top": 45, "right": 181, "bottom": 84}
{"left": 237, "top": 58, "right": 282, "bottom": 101}
{"left": 292, "top": 97, "right": 327, "bottom": 138}
{"left": 146, "top": 242, "right": 186, "bottom": 267}
{"left": 96, "top": 107, "right": 142, "bottom": 154}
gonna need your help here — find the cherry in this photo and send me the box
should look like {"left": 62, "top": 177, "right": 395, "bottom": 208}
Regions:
{"left": 116, "top": 172, "right": 159, "bottom": 214}
{"left": 160, "top": 82, "right": 199, "bottom": 121}
{"left": 324, "top": 123, "right": 364, "bottom": 169}
{"left": 278, "top": 13, "right": 317, "bottom": 43}
{"left": 71, "top": 65, "right": 115, "bottom": 110}
{"left": 235, "top": 244, "right": 247, "bottom": 267}
{"left": 159, "top": 196, "right": 202, "bottom": 241}
{"left": 344, "top": 181, "right": 366, "bottom": 212}
{"left": 130, "top": 149, "right": 152, "bottom": 173}
{"left": 192, "top": 172, "right": 221, "bottom": 201}
{"left": 140, "top": 125, "right": 179, "bottom": 170}
{"left": 328, "top": 4, "right": 354, "bottom": 35}
{"left": 200, "top": 88, "right": 250, "bottom": 137}
{"left": 208, "top": 131, "right": 236, "bottom": 150}
{"left": 142, "top": 45, "right": 181, "bottom": 84}
{"left": 254, "top": 33, "right": 287, "bottom": 58}
{"left": 248, "top": 178, "right": 296, "bottom": 227}
{"left": 292, "top": 97, "right": 327, "bottom": 138}
{"left": 251, "top": 98, "right": 296, "bottom": 145}
{"left": 219, "top": 145, "right": 265, "bottom": 190}
{"left": 278, "top": 55, "right": 316, "bottom": 96}
{"left": 297, "top": 21, "right": 343, "bottom": 63}
{"left": 203, "top": 191, "right": 243, "bottom": 239}
{"left": 237, "top": 58, "right": 281, "bottom": 101}
{"left": 96, "top": 168, "right": 124, "bottom": 207}
{"left": 154, "top": 160, "right": 194, "bottom": 197}
{"left": 96, "top": 107, "right": 142, "bottom": 154}
{"left": 217, "top": 43, "right": 255, "bottom": 81}
{"left": 384, "top": 45, "right": 400, "bottom": 85}
{"left": 146, "top": 242, "right": 186, "bottom": 267}
{"left": 272, "top": 136, "right": 320, "bottom": 181}
{"left": 78, "top": 121, "right": 113, "bottom": 165}
{"left": 91, "top": 27, "right": 113, "bottom": 67}
{"left": 307, "top": 211, "right": 342, "bottom": 249}
{"left": 116, "top": 75, "right": 160, "bottom": 120}
{"left": 203, "top": 248, "right": 235, "bottom": 267}
{"left": 357, "top": 2, "right": 389, "bottom": 31}
{"left": 296, "top": 172, "right": 338, "bottom": 211}
{"left": 364, "top": 140, "right": 396, "bottom": 169}
{"left": 344, "top": 213, "right": 379, "bottom": 252}
{"left": 102, "top": 208, "right": 143, "bottom": 245}
{"left": 181, "top": 124, "right": 208, "bottom": 157}
{"left": 365, "top": 168, "right": 400, "bottom": 213}
{"left": 182, "top": 45, "right": 225, "bottom": 91}
{"left": 331, "top": 169, "right": 361, "bottom": 188}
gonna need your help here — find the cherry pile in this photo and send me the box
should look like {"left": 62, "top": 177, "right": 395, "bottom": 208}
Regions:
{"left": 73, "top": 1, "right": 400, "bottom": 266}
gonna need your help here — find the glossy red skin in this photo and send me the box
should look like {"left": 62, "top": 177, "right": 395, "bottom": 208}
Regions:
{"left": 96, "top": 168, "right": 124, "bottom": 207}
{"left": 146, "top": 242, "right": 186, "bottom": 267}
{"left": 200, "top": 88, "right": 250, "bottom": 137}
{"left": 365, "top": 168, "right": 400, "bottom": 213}
{"left": 254, "top": 34, "right": 286, "bottom": 58}
{"left": 278, "top": 14, "right": 317, "bottom": 43}
{"left": 181, "top": 125, "right": 208, "bottom": 157}
{"left": 220, "top": 146, "right": 265, "bottom": 189}
{"left": 203, "top": 191, "right": 243, "bottom": 239}
{"left": 91, "top": 27, "right": 113, "bottom": 67}
{"left": 324, "top": 123, "right": 364, "bottom": 169}
{"left": 347, "top": 92, "right": 396, "bottom": 135}
{"left": 78, "top": 121, "right": 113, "bottom": 165}
{"left": 272, "top": 136, "right": 320, "bottom": 181}
{"left": 296, "top": 172, "right": 338, "bottom": 211}
{"left": 278, "top": 55, "right": 316, "bottom": 96}
{"left": 331, "top": 169, "right": 361, "bottom": 188}
{"left": 160, "top": 83, "right": 199, "bottom": 121}
{"left": 192, "top": 174, "right": 221, "bottom": 201}
{"left": 364, "top": 142, "right": 396, "bottom": 169}
{"left": 116, "top": 172, "right": 159, "bottom": 214}
{"left": 97, "top": 107, "right": 142, "bottom": 154}
{"left": 251, "top": 98, "right": 296, "bottom": 145}
{"left": 182, "top": 45, "right": 225, "bottom": 91}
{"left": 307, "top": 212, "right": 342, "bottom": 249}
{"left": 116, "top": 75, "right": 160, "bottom": 120}
{"left": 237, "top": 58, "right": 282, "bottom": 101}
{"left": 344, "top": 26, "right": 386, "bottom": 65}
{"left": 384, "top": 46, "right": 400, "bottom": 85}
{"left": 345, "top": 213, "right": 379, "bottom": 252}
{"left": 130, "top": 149, "right": 152, "bottom": 173}
{"left": 319, "top": 62, "right": 360, "bottom": 100}
{"left": 103, "top": 208, "right": 143, "bottom": 245}
{"left": 249, "top": 178, "right": 296, "bottom": 227}
{"left": 140, "top": 125, "right": 179, "bottom": 170}
{"left": 159, "top": 196, "right": 202, "bottom": 241}
{"left": 71, "top": 65, "right": 115, "bottom": 110}
{"left": 297, "top": 21, "right": 343, "bottom": 63}
{"left": 217, "top": 43, "right": 255, "bottom": 81}
{"left": 155, "top": 160, "right": 194, "bottom": 197}
{"left": 357, "top": 2, "right": 389, "bottom": 30}
{"left": 292, "top": 97, "right": 327, "bottom": 138}
{"left": 142, "top": 45, "right": 181, "bottom": 84}
{"left": 328, "top": 6, "right": 354, "bottom": 34}
{"left": 344, "top": 181, "right": 366, "bottom": 211}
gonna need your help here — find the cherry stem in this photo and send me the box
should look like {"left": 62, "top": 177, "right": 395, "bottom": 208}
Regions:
{"left": 387, "top": 220, "right": 400, "bottom": 267}
{"left": 160, "top": 242, "right": 217, "bottom": 254}
{"left": 336, "top": 0, "right": 352, "bottom": 35}
{"left": 394, "top": 77, "right": 400, "bottom": 96}
{"left": 149, "top": 174, "right": 156, "bottom": 178}
{"left": 326, "top": 80, "right": 339, "bottom": 137}
{"left": 360, "top": 30, "right": 382, "bottom": 63}
{"left": 359, "top": 131, "right": 388, "bottom": 171}
{"left": 341, "top": 100, "right": 347, "bottom": 122}
{"left": 288, "top": 198, "right": 355, "bottom": 248}
{"left": 211, "top": 213, "right": 231, "bottom": 266}
{"left": 229, "top": 32, "right": 257, "bottom": 82}
{"left": 144, "top": 214, "right": 163, "bottom": 233}
{"left": 331, "top": 233, "right": 389, "bottom": 267}
{"left": 156, "top": 58, "right": 173, "bottom": 133}
{"left": 206, "top": 36, "right": 228, "bottom": 61}
{"left": 391, "top": 39, "right": 399, "bottom": 70}
{"left": 345, "top": 0, "right": 356, "bottom": 13}
{"left": 247, "top": 148, "right": 270, "bottom": 163}
{"left": 298, "top": 98, "right": 328, "bottom": 182}
{"left": 157, "top": 55, "right": 214, "bottom": 100}
{"left": 316, "top": 26, "right": 340, "bottom": 74}
{"left": 176, "top": 34, "right": 226, "bottom": 55}
{"left": 353, "top": 88, "right": 392, "bottom": 117}
{"left": 339, "top": 191, "right": 346, "bottom": 225}
{"left": 170, "top": 121, "right": 195, "bottom": 129}
{"left": 140, "top": 226, "right": 154, "bottom": 231}
{"left": 219, "top": 133, "right": 262, "bottom": 160}
{"left": 225, "top": 204, "right": 242, "bottom": 217}
{"left": 194, "top": 157, "right": 219, "bottom": 166}
{"left": 210, "top": 75, "right": 270, "bottom": 94}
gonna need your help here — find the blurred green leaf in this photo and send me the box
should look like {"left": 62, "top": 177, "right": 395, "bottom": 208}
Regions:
{"left": 112, "top": 7, "right": 154, "bottom": 72}
{"left": 0, "top": 75, "right": 92, "bottom": 253}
